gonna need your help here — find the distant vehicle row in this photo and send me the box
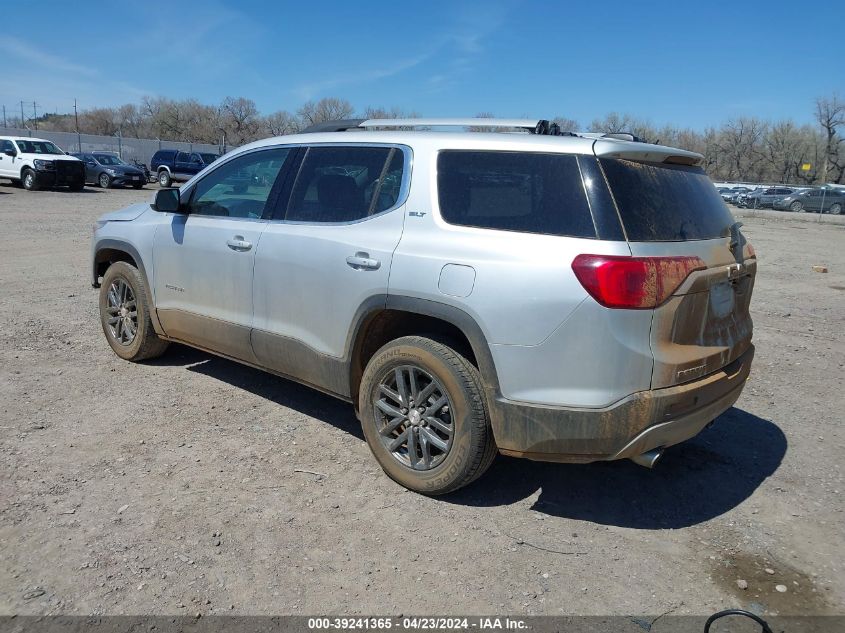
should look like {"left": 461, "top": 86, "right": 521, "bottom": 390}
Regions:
{"left": 0, "top": 134, "right": 220, "bottom": 191}
{"left": 717, "top": 185, "right": 844, "bottom": 214}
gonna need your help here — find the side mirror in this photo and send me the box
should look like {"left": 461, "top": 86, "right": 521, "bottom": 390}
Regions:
{"left": 152, "top": 188, "right": 182, "bottom": 213}
{"left": 3, "top": 149, "right": 16, "bottom": 157}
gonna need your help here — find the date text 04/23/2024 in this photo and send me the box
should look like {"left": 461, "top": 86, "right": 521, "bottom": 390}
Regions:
{"left": 307, "top": 617, "right": 527, "bottom": 630}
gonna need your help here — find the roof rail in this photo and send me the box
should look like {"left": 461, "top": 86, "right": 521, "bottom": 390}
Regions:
{"left": 300, "top": 118, "right": 570, "bottom": 135}
{"left": 298, "top": 119, "right": 648, "bottom": 142}
{"left": 300, "top": 119, "right": 366, "bottom": 133}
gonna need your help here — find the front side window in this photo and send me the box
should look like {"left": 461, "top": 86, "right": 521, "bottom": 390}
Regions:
{"left": 1, "top": 140, "right": 17, "bottom": 153}
{"left": 186, "top": 148, "right": 292, "bottom": 219}
{"left": 437, "top": 151, "right": 596, "bottom": 238}
{"left": 285, "top": 146, "right": 404, "bottom": 223}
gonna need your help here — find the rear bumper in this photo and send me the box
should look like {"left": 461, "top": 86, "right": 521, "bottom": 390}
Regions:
{"left": 489, "top": 344, "right": 754, "bottom": 462}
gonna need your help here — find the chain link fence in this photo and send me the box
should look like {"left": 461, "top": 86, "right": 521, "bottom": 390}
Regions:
{"left": 1, "top": 127, "right": 225, "bottom": 164}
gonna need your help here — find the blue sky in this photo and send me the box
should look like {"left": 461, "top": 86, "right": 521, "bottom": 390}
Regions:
{"left": 1, "top": 0, "right": 841, "bottom": 129}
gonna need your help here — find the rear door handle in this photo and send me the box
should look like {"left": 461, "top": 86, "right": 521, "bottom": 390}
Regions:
{"left": 226, "top": 236, "right": 252, "bottom": 252}
{"left": 346, "top": 252, "right": 380, "bottom": 270}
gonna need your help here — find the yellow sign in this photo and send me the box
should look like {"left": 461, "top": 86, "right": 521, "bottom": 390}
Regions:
{"left": 801, "top": 163, "right": 812, "bottom": 171}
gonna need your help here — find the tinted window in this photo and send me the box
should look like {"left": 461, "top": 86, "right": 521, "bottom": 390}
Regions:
{"left": 599, "top": 158, "right": 736, "bottom": 241}
{"left": 176, "top": 151, "right": 190, "bottom": 163}
{"left": 437, "top": 151, "right": 596, "bottom": 238}
{"left": 1, "top": 140, "right": 16, "bottom": 153}
{"left": 285, "top": 146, "right": 402, "bottom": 222}
{"left": 187, "top": 148, "right": 291, "bottom": 219}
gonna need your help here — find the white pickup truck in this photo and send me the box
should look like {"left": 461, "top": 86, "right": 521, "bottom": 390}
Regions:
{"left": 0, "top": 136, "right": 85, "bottom": 191}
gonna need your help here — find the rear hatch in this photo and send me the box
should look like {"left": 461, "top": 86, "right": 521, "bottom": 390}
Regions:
{"left": 596, "top": 149, "right": 756, "bottom": 389}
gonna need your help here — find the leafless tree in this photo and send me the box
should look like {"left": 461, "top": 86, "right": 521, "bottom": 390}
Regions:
{"left": 815, "top": 95, "right": 844, "bottom": 183}
{"left": 297, "top": 97, "right": 354, "bottom": 127}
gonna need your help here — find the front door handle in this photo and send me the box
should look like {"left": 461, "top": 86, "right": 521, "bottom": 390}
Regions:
{"left": 346, "top": 252, "right": 380, "bottom": 270}
{"left": 226, "top": 236, "right": 252, "bottom": 252}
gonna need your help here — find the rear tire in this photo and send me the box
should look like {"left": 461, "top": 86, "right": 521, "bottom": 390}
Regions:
{"left": 69, "top": 181, "right": 84, "bottom": 192}
{"left": 99, "top": 261, "right": 169, "bottom": 362}
{"left": 158, "top": 170, "right": 172, "bottom": 187}
{"left": 22, "top": 168, "right": 38, "bottom": 191}
{"left": 359, "top": 335, "right": 495, "bottom": 495}
{"left": 829, "top": 203, "right": 842, "bottom": 215}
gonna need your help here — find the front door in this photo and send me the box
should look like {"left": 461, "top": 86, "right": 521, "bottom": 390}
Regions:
{"left": 252, "top": 145, "right": 408, "bottom": 395}
{"left": 0, "top": 140, "right": 17, "bottom": 179}
{"left": 152, "top": 146, "right": 294, "bottom": 362}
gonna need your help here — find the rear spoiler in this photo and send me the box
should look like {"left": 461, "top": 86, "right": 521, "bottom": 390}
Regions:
{"left": 591, "top": 138, "right": 703, "bottom": 166}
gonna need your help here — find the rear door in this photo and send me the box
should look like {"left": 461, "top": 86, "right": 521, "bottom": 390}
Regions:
{"left": 251, "top": 145, "right": 408, "bottom": 395}
{"left": 598, "top": 156, "right": 756, "bottom": 389}
{"left": 174, "top": 151, "right": 194, "bottom": 180}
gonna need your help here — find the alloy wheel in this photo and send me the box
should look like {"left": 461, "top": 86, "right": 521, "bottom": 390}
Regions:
{"left": 105, "top": 279, "right": 138, "bottom": 346}
{"left": 374, "top": 365, "right": 454, "bottom": 470}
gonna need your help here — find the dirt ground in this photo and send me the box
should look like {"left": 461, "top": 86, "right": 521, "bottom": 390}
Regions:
{"left": 0, "top": 182, "right": 843, "bottom": 617}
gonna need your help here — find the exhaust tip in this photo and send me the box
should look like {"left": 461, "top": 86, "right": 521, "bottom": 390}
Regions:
{"left": 630, "top": 448, "right": 664, "bottom": 469}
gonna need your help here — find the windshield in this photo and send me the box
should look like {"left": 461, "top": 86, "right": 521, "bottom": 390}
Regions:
{"left": 93, "top": 154, "right": 125, "bottom": 166}
{"left": 600, "top": 158, "right": 736, "bottom": 241}
{"left": 200, "top": 153, "right": 219, "bottom": 164}
{"left": 15, "top": 140, "right": 64, "bottom": 155}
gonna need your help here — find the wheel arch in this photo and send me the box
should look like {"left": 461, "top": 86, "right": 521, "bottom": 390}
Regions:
{"left": 93, "top": 239, "right": 164, "bottom": 335}
{"left": 347, "top": 296, "right": 499, "bottom": 406}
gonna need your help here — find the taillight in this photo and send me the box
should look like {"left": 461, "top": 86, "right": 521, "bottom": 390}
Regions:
{"left": 572, "top": 254, "right": 706, "bottom": 309}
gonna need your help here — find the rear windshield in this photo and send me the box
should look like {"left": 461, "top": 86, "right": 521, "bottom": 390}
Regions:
{"left": 437, "top": 151, "right": 596, "bottom": 238}
{"left": 600, "top": 158, "right": 735, "bottom": 241}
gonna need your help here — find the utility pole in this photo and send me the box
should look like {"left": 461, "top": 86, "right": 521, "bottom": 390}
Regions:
{"left": 20, "top": 101, "right": 26, "bottom": 129}
{"left": 2, "top": 105, "right": 6, "bottom": 128}
{"left": 74, "top": 99, "right": 81, "bottom": 152}
{"left": 32, "top": 102, "right": 38, "bottom": 131}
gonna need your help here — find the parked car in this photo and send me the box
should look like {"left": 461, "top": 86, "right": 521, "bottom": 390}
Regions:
{"left": 72, "top": 152, "right": 147, "bottom": 189}
{"left": 722, "top": 187, "right": 752, "bottom": 204}
{"left": 738, "top": 187, "right": 796, "bottom": 208}
{"left": 92, "top": 118, "right": 756, "bottom": 494}
{"left": 151, "top": 149, "right": 219, "bottom": 187}
{"left": 0, "top": 136, "right": 85, "bottom": 191}
{"left": 772, "top": 188, "right": 845, "bottom": 214}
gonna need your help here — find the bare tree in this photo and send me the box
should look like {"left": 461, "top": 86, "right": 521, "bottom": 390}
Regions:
{"left": 220, "top": 96, "right": 260, "bottom": 145}
{"left": 262, "top": 110, "right": 300, "bottom": 136}
{"left": 297, "top": 97, "right": 354, "bottom": 127}
{"left": 815, "top": 94, "right": 844, "bottom": 184}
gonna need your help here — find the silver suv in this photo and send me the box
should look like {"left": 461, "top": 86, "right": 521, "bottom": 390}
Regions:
{"left": 91, "top": 118, "right": 756, "bottom": 494}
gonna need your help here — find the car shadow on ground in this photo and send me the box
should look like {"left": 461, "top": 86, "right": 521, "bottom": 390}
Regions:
{"left": 148, "top": 345, "right": 786, "bottom": 529}
{"left": 149, "top": 344, "right": 364, "bottom": 440}
{"left": 448, "top": 407, "right": 786, "bottom": 529}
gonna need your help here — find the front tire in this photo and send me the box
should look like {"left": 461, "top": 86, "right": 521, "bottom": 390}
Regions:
{"left": 99, "top": 261, "right": 169, "bottom": 362}
{"left": 791, "top": 201, "right": 804, "bottom": 212}
{"left": 158, "top": 170, "right": 172, "bottom": 187}
{"left": 359, "top": 336, "right": 496, "bottom": 495}
{"left": 22, "top": 168, "right": 38, "bottom": 191}
{"left": 98, "top": 173, "right": 111, "bottom": 189}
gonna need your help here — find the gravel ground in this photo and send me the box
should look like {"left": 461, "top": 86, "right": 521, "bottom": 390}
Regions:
{"left": 0, "top": 182, "right": 843, "bottom": 617}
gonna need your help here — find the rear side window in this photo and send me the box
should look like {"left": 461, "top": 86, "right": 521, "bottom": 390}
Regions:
{"left": 437, "top": 151, "right": 596, "bottom": 238}
{"left": 600, "top": 158, "right": 735, "bottom": 241}
{"left": 285, "top": 146, "right": 404, "bottom": 223}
